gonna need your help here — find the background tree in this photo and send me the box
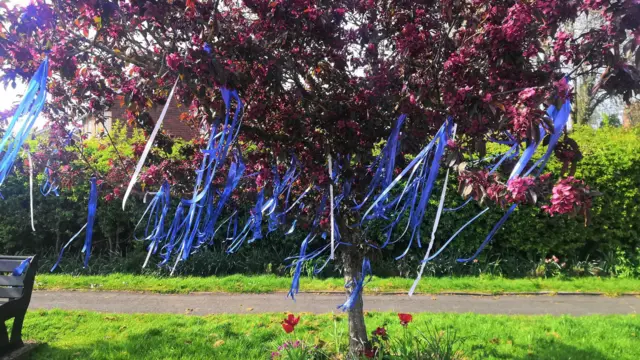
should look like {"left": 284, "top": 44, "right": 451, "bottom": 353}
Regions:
{"left": 601, "top": 112, "right": 622, "bottom": 127}
{"left": 1, "top": 0, "right": 639, "bottom": 355}
{"left": 574, "top": 75, "right": 616, "bottom": 126}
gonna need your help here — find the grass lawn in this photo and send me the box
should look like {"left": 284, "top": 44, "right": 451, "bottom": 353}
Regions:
{"left": 22, "top": 310, "right": 639, "bottom": 359}
{"left": 34, "top": 273, "right": 640, "bottom": 295}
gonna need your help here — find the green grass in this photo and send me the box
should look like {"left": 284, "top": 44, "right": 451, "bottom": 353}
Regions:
{"left": 34, "top": 273, "right": 640, "bottom": 295}
{"left": 22, "top": 310, "right": 640, "bottom": 359}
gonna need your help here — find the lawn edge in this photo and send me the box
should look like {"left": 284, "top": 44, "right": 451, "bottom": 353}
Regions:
{"left": 32, "top": 288, "right": 640, "bottom": 296}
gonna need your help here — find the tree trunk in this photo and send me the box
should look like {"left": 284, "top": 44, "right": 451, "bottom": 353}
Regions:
{"left": 55, "top": 214, "right": 61, "bottom": 254}
{"left": 116, "top": 222, "right": 120, "bottom": 254}
{"left": 341, "top": 244, "right": 369, "bottom": 355}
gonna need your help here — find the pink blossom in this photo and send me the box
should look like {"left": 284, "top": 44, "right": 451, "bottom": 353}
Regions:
{"left": 334, "top": 8, "right": 346, "bottom": 16}
{"left": 523, "top": 43, "right": 540, "bottom": 58}
{"left": 166, "top": 53, "right": 181, "bottom": 70}
{"left": 506, "top": 176, "right": 535, "bottom": 204}
{"left": 518, "top": 88, "right": 537, "bottom": 102}
{"left": 487, "top": 183, "right": 507, "bottom": 203}
{"left": 543, "top": 177, "right": 590, "bottom": 216}
{"left": 554, "top": 79, "right": 571, "bottom": 98}
{"left": 502, "top": 4, "right": 533, "bottom": 42}
{"left": 553, "top": 31, "right": 572, "bottom": 58}
{"left": 539, "top": 173, "right": 552, "bottom": 182}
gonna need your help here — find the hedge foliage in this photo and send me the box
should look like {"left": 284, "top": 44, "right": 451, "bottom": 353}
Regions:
{"left": 0, "top": 125, "right": 638, "bottom": 277}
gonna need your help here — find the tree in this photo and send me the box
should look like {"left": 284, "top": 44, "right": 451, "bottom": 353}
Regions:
{"left": 574, "top": 75, "right": 615, "bottom": 126}
{"left": 1, "top": 0, "right": 639, "bottom": 355}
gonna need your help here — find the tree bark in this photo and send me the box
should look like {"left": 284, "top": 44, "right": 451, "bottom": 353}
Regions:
{"left": 55, "top": 213, "right": 61, "bottom": 254}
{"left": 341, "top": 244, "right": 369, "bottom": 355}
{"left": 116, "top": 222, "right": 120, "bottom": 254}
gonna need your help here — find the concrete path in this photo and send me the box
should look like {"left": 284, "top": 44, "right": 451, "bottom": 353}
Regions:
{"left": 30, "top": 291, "right": 640, "bottom": 316}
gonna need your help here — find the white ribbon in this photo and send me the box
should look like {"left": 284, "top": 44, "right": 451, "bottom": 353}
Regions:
{"left": 328, "top": 153, "right": 335, "bottom": 260}
{"left": 27, "top": 152, "right": 35, "bottom": 232}
{"left": 122, "top": 78, "right": 179, "bottom": 210}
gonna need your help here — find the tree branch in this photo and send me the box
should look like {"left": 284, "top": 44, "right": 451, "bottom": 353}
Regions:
{"left": 72, "top": 34, "right": 159, "bottom": 71}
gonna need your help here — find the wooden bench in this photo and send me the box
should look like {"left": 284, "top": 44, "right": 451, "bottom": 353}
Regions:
{"left": 0, "top": 256, "right": 37, "bottom": 356}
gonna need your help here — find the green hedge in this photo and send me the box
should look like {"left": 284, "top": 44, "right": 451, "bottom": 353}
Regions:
{"left": 0, "top": 125, "right": 638, "bottom": 277}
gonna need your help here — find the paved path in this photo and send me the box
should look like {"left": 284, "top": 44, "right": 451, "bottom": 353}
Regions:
{"left": 30, "top": 291, "right": 640, "bottom": 316}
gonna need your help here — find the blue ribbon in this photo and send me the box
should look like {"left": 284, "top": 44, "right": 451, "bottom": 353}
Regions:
{"left": 287, "top": 233, "right": 312, "bottom": 300}
{"left": 159, "top": 204, "right": 186, "bottom": 266}
{"left": 359, "top": 119, "right": 452, "bottom": 259}
{"left": 81, "top": 177, "right": 99, "bottom": 267}
{"left": 0, "top": 58, "right": 48, "bottom": 188}
{"left": 162, "top": 87, "right": 244, "bottom": 266}
{"left": 353, "top": 115, "right": 406, "bottom": 211}
{"left": 361, "top": 121, "right": 447, "bottom": 223}
{"left": 337, "top": 258, "right": 371, "bottom": 311}
{"left": 285, "top": 220, "right": 297, "bottom": 235}
{"left": 285, "top": 191, "right": 334, "bottom": 299}
{"left": 50, "top": 178, "right": 97, "bottom": 271}
{"left": 198, "top": 150, "right": 246, "bottom": 246}
{"left": 12, "top": 257, "right": 32, "bottom": 276}
{"left": 530, "top": 100, "right": 572, "bottom": 176}
{"left": 135, "top": 181, "right": 171, "bottom": 267}
{"left": 40, "top": 165, "right": 60, "bottom": 196}
{"left": 422, "top": 208, "right": 491, "bottom": 263}
{"left": 456, "top": 204, "right": 516, "bottom": 262}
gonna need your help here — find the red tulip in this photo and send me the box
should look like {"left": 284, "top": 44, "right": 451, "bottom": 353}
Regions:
{"left": 281, "top": 322, "right": 294, "bottom": 334}
{"left": 284, "top": 314, "right": 299, "bottom": 326}
{"left": 372, "top": 327, "right": 387, "bottom": 337}
{"left": 281, "top": 314, "right": 300, "bottom": 333}
{"left": 398, "top": 313, "right": 413, "bottom": 326}
{"left": 364, "top": 348, "right": 377, "bottom": 358}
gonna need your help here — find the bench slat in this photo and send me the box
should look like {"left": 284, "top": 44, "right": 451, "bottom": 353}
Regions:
{"left": 0, "top": 287, "right": 23, "bottom": 299}
{"left": 0, "top": 276, "right": 24, "bottom": 286}
{"left": 0, "top": 260, "right": 23, "bottom": 272}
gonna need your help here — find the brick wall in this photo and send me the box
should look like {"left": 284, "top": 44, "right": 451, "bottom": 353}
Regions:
{"left": 623, "top": 107, "right": 631, "bottom": 129}
{"left": 622, "top": 102, "right": 640, "bottom": 129}
{"left": 87, "top": 97, "right": 198, "bottom": 140}
{"left": 146, "top": 97, "right": 198, "bottom": 140}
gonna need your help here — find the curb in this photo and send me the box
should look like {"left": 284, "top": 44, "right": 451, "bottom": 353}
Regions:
{"left": 33, "top": 289, "right": 640, "bottom": 297}
{"left": 269, "top": 291, "right": 640, "bottom": 297}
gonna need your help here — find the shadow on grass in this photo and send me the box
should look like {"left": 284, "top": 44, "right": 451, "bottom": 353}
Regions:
{"left": 25, "top": 325, "right": 274, "bottom": 360}
{"left": 26, "top": 330, "right": 618, "bottom": 360}
{"left": 510, "top": 338, "right": 611, "bottom": 360}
